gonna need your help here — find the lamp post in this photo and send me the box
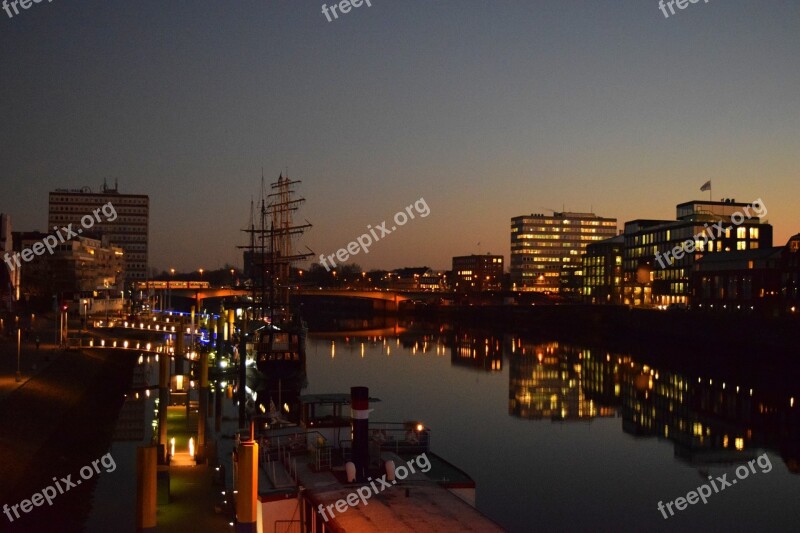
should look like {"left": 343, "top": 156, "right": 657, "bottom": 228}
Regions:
{"left": 169, "top": 268, "right": 175, "bottom": 310}
{"left": 16, "top": 325, "right": 21, "bottom": 382}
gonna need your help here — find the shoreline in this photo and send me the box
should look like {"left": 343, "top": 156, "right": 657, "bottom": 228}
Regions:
{"left": 0, "top": 345, "right": 136, "bottom": 531}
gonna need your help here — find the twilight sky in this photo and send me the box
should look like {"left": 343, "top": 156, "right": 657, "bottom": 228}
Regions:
{"left": 1, "top": 0, "right": 798, "bottom": 272}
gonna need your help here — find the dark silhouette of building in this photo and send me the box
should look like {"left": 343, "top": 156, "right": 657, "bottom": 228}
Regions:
{"left": 692, "top": 234, "right": 800, "bottom": 315}
{"left": 452, "top": 254, "right": 503, "bottom": 292}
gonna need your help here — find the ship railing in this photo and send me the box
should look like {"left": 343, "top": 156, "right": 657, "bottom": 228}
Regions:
{"left": 259, "top": 430, "right": 332, "bottom": 478}
{"left": 365, "top": 422, "right": 432, "bottom": 454}
{"left": 282, "top": 450, "right": 298, "bottom": 484}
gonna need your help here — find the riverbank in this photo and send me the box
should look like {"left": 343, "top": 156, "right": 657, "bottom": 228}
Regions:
{"left": 405, "top": 304, "right": 798, "bottom": 353}
{"left": 0, "top": 341, "right": 136, "bottom": 532}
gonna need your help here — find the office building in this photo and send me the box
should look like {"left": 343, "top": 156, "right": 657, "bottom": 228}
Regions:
{"left": 511, "top": 212, "right": 617, "bottom": 292}
{"left": 48, "top": 182, "right": 149, "bottom": 281}
{"left": 452, "top": 254, "right": 504, "bottom": 292}
{"left": 583, "top": 234, "right": 624, "bottom": 304}
{"left": 622, "top": 199, "right": 772, "bottom": 306}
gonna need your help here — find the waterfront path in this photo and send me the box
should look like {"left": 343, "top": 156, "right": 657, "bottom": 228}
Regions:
{"left": 157, "top": 405, "right": 230, "bottom": 532}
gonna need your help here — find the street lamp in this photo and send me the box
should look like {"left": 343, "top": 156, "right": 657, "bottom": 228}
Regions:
{"left": 169, "top": 268, "right": 175, "bottom": 310}
{"left": 16, "top": 323, "right": 21, "bottom": 382}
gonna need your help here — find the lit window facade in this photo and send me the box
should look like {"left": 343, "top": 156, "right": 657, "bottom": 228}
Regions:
{"left": 49, "top": 184, "right": 149, "bottom": 282}
{"left": 510, "top": 212, "right": 617, "bottom": 292}
{"left": 452, "top": 255, "right": 504, "bottom": 292}
{"left": 583, "top": 235, "right": 624, "bottom": 304}
{"left": 623, "top": 200, "right": 773, "bottom": 306}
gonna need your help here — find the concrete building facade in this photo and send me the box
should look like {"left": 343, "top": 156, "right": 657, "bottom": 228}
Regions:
{"left": 48, "top": 183, "right": 149, "bottom": 281}
{"left": 452, "top": 254, "right": 504, "bottom": 292}
{"left": 511, "top": 212, "right": 617, "bottom": 292}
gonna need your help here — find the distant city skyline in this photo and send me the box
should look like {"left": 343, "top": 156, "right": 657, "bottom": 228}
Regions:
{"left": 2, "top": 1, "right": 798, "bottom": 272}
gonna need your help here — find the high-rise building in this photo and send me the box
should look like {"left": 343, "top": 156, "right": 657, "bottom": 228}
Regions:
{"left": 510, "top": 212, "right": 617, "bottom": 292}
{"left": 48, "top": 182, "right": 149, "bottom": 281}
{"left": 452, "top": 254, "right": 504, "bottom": 292}
{"left": 622, "top": 199, "right": 772, "bottom": 306}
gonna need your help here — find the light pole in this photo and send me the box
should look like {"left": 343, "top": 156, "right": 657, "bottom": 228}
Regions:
{"left": 16, "top": 324, "right": 21, "bottom": 382}
{"left": 169, "top": 268, "right": 175, "bottom": 310}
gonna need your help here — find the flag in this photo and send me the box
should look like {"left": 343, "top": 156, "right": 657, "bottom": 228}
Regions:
{"left": 700, "top": 180, "right": 711, "bottom": 192}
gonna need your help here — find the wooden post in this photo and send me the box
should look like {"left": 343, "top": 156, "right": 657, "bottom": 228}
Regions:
{"left": 136, "top": 446, "right": 157, "bottom": 531}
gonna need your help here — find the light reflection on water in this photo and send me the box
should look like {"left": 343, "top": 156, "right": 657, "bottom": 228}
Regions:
{"left": 305, "top": 325, "right": 800, "bottom": 532}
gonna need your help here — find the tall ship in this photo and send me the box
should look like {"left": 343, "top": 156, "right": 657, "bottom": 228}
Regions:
{"left": 239, "top": 174, "right": 312, "bottom": 413}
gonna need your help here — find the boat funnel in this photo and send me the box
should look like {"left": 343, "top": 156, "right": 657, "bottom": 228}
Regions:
{"left": 351, "top": 386, "right": 371, "bottom": 481}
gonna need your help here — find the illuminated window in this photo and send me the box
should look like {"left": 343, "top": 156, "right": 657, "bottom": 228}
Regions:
{"left": 750, "top": 227, "right": 759, "bottom": 239}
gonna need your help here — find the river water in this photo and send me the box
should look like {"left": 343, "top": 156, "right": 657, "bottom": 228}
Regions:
{"left": 303, "top": 321, "right": 800, "bottom": 532}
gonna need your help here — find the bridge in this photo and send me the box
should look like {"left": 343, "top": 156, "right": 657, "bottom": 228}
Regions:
{"left": 295, "top": 289, "right": 414, "bottom": 312}
{"left": 152, "top": 286, "right": 420, "bottom": 312}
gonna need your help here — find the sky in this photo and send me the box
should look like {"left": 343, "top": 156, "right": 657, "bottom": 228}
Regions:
{"left": 1, "top": 0, "right": 798, "bottom": 273}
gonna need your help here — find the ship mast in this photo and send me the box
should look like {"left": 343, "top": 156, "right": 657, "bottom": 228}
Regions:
{"left": 239, "top": 173, "right": 312, "bottom": 323}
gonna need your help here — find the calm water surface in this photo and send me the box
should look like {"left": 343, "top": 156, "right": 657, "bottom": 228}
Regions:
{"left": 304, "top": 323, "right": 800, "bottom": 532}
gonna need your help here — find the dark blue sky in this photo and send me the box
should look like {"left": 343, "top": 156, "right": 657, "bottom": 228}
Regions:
{"left": 2, "top": 0, "right": 798, "bottom": 271}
